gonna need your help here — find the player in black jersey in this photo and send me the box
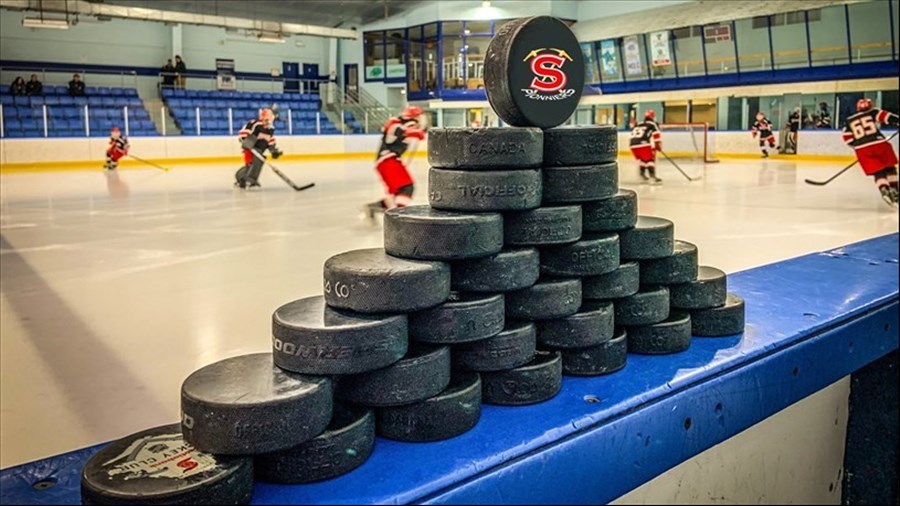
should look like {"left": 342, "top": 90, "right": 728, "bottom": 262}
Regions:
{"left": 629, "top": 110, "right": 663, "bottom": 184}
{"left": 751, "top": 112, "right": 777, "bottom": 158}
{"left": 104, "top": 127, "right": 129, "bottom": 171}
{"left": 842, "top": 98, "right": 899, "bottom": 205}
{"left": 364, "top": 106, "right": 426, "bottom": 221}
{"left": 234, "top": 108, "right": 283, "bottom": 189}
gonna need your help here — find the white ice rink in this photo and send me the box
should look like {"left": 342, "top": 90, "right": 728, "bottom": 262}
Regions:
{"left": 0, "top": 158, "right": 897, "bottom": 468}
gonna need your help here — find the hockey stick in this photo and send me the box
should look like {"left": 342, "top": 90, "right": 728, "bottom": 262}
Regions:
{"left": 249, "top": 149, "right": 315, "bottom": 191}
{"left": 804, "top": 131, "right": 899, "bottom": 186}
{"left": 658, "top": 149, "right": 696, "bottom": 182}
{"left": 128, "top": 154, "right": 170, "bottom": 172}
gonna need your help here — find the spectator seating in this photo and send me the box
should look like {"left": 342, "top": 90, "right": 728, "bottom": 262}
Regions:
{"left": 343, "top": 111, "right": 364, "bottom": 134}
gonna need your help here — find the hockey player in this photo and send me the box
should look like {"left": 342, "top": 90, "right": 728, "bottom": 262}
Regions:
{"left": 751, "top": 112, "right": 777, "bottom": 158}
{"left": 365, "top": 106, "right": 427, "bottom": 219}
{"left": 629, "top": 109, "right": 663, "bottom": 184}
{"left": 235, "top": 107, "right": 283, "bottom": 189}
{"left": 842, "top": 98, "right": 899, "bottom": 205}
{"left": 786, "top": 107, "right": 801, "bottom": 153}
{"left": 104, "top": 127, "right": 129, "bottom": 171}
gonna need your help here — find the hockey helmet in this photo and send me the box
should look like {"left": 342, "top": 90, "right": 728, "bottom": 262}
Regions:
{"left": 259, "top": 108, "right": 276, "bottom": 124}
{"left": 644, "top": 109, "right": 656, "bottom": 120}
{"left": 401, "top": 106, "right": 423, "bottom": 121}
{"left": 756, "top": 112, "right": 765, "bottom": 120}
{"left": 110, "top": 126, "right": 121, "bottom": 138}
{"left": 856, "top": 98, "right": 873, "bottom": 112}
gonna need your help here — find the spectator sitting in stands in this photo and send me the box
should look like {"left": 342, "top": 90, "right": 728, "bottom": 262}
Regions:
{"left": 174, "top": 55, "right": 187, "bottom": 89}
{"left": 161, "top": 59, "right": 176, "bottom": 89}
{"left": 25, "top": 74, "right": 43, "bottom": 95}
{"left": 10, "top": 76, "right": 26, "bottom": 95}
{"left": 68, "top": 73, "right": 86, "bottom": 96}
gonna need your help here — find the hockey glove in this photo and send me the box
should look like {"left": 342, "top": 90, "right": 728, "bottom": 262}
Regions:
{"left": 271, "top": 147, "right": 283, "bottom": 159}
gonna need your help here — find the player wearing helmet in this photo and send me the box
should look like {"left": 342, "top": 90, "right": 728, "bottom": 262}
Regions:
{"left": 751, "top": 112, "right": 777, "bottom": 158}
{"left": 104, "top": 126, "right": 130, "bottom": 171}
{"left": 629, "top": 109, "right": 663, "bottom": 183}
{"left": 842, "top": 98, "right": 899, "bottom": 205}
{"left": 365, "top": 106, "right": 427, "bottom": 220}
{"left": 235, "top": 107, "right": 283, "bottom": 189}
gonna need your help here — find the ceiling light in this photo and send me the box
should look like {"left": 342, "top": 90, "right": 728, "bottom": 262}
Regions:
{"left": 22, "top": 17, "right": 70, "bottom": 29}
{"left": 257, "top": 33, "right": 285, "bottom": 44}
{"left": 482, "top": 0, "right": 491, "bottom": 7}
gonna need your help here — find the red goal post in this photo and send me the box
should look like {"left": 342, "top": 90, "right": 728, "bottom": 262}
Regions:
{"left": 658, "top": 122, "right": 719, "bottom": 163}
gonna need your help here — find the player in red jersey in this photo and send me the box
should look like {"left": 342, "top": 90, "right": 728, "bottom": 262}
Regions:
{"left": 842, "top": 98, "right": 899, "bottom": 205}
{"left": 629, "top": 109, "right": 663, "bottom": 184}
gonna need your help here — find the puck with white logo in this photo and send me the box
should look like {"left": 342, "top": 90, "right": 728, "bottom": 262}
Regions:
{"left": 582, "top": 261, "right": 640, "bottom": 300}
{"left": 614, "top": 285, "right": 670, "bottom": 326}
{"left": 429, "top": 167, "right": 542, "bottom": 212}
{"left": 541, "top": 163, "right": 618, "bottom": 204}
{"left": 543, "top": 125, "right": 618, "bottom": 166}
{"left": 556, "top": 327, "right": 628, "bottom": 376}
{"left": 582, "top": 189, "right": 638, "bottom": 232}
{"left": 451, "top": 248, "right": 540, "bottom": 293}
{"left": 619, "top": 216, "right": 675, "bottom": 260}
{"left": 640, "top": 240, "right": 699, "bottom": 285}
{"left": 427, "top": 127, "right": 543, "bottom": 169}
{"left": 536, "top": 301, "right": 615, "bottom": 348}
{"left": 323, "top": 248, "right": 450, "bottom": 313}
{"left": 80, "top": 424, "right": 254, "bottom": 505}
{"left": 384, "top": 206, "right": 503, "bottom": 261}
{"left": 409, "top": 292, "right": 505, "bottom": 344}
{"left": 271, "top": 296, "right": 408, "bottom": 375}
{"left": 452, "top": 321, "right": 537, "bottom": 372}
{"left": 505, "top": 278, "right": 582, "bottom": 320}
{"left": 540, "top": 232, "right": 619, "bottom": 277}
{"left": 376, "top": 372, "right": 482, "bottom": 442}
{"left": 484, "top": 16, "right": 585, "bottom": 129}
{"left": 336, "top": 344, "right": 451, "bottom": 406}
{"left": 481, "top": 350, "right": 563, "bottom": 406}
{"left": 627, "top": 311, "right": 692, "bottom": 355}
{"left": 254, "top": 404, "right": 375, "bottom": 484}
{"left": 669, "top": 265, "right": 728, "bottom": 309}
{"left": 504, "top": 205, "right": 582, "bottom": 246}
{"left": 691, "top": 293, "right": 745, "bottom": 337}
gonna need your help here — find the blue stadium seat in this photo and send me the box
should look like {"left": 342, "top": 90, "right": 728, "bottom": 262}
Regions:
{"left": 59, "top": 96, "right": 75, "bottom": 106}
{"left": 109, "top": 88, "right": 125, "bottom": 96}
{"left": 13, "top": 96, "right": 28, "bottom": 106}
{"left": 0, "top": 84, "right": 9, "bottom": 94}
{"left": 6, "top": 130, "right": 26, "bottom": 138}
{"left": 124, "top": 88, "right": 138, "bottom": 97}
{"left": 66, "top": 119, "right": 84, "bottom": 130}
{"left": 44, "top": 96, "right": 60, "bottom": 106}
{"left": 97, "top": 87, "right": 111, "bottom": 95}
{"left": 73, "top": 96, "right": 88, "bottom": 106}
{"left": 62, "top": 107, "right": 81, "bottom": 119}
{"left": 0, "top": 95, "right": 13, "bottom": 105}
{"left": 6, "top": 119, "right": 22, "bottom": 130}
{"left": 84, "top": 86, "right": 98, "bottom": 95}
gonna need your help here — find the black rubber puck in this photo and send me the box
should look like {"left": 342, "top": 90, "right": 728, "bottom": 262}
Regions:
{"left": 272, "top": 296, "right": 408, "bottom": 375}
{"left": 640, "top": 240, "right": 699, "bottom": 285}
{"left": 409, "top": 292, "right": 505, "bottom": 344}
{"left": 323, "top": 248, "right": 450, "bottom": 313}
{"left": 582, "top": 189, "right": 638, "bottom": 232}
{"left": 481, "top": 350, "right": 562, "bottom": 406}
{"left": 505, "top": 277, "right": 582, "bottom": 320}
{"left": 556, "top": 327, "right": 628, "bottom": 376}
{"left": 619, "top": 216, "right": 675, "bottom": 260}
{"left": 627, "top": 311, "right": 692, "bottom": 355}
{"left": 614, "top": 285, "right": 670, "bottom": 326}
{"left": 691, "top": 293, "right": 746, "bottom": 337}
{"left": 451, "top": 248, "right": 540, "bottom": 293}
{"left": 384, "top": 206, "right": 503, "bottom": 261}
{"left": 336, "top": 343, "right": 450, "bottom": 406}
{"left": 536, "top": 301, "right": 614, "bottom": 348}
{"left": 542, "top": 163, "right": 618, "bottom": 204}
{"left": 429, "top": 167, "right": 542, "bottom": 212}
{"left": 504, "top": 205, "right": 582, "bottom": 246}
{"left": 484, "top": 16, "right": 584, "bottom": 129}
{"left": 376, "top": 372, "right": 482, "bottom": 442}
{"left": 254, "top": 404, "right": 374, "bottom": 484}
{"left": 670, "top": 265, "right": 728, "bottom": 309}
{"left": 427, "top": 127, "right": 543, "bottom": 169}
{"left": 540, "top": 232, "right": 619, "bottom": 277}
{"left": 452, "top": 321, "right": 537, "bottom": 372}
{"left": 582, "top": 261, "right": 640, "bottom": 300}
{"left": 543, "top": 125, "right": 618, "bottom": 166}
{"left": 181, "top": 353, "right": 333, "bottom": 455}
{"left": 81, "top": 424, "right": 253, "bottom": 506}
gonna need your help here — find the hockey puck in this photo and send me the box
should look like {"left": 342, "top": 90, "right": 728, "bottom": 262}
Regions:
{"left": 619, "top": 216, "right": 675, "bottom": 260}
{"left": 541, "top": 163, "right": 618, "bottom": 204}
{"left": 543, "top": 125, "right": 618, "bottom": 166}
{"left": 376, "top": 372, "right": 482, "bottom": 442}
{"left": 336, "top": 344, "right": 451, "bottom": 406}
{"left": 627, "top": 311, "right": 692, "bottom": 355}
{"left": 481, "top": 350, "right": 562, "bottom": 406}
{"left": 614, "top": 285, "right": 670, "bottom": 326}
{"left": 536, "top": 301, "right": 615, "bottom": 348}
{"left": 323, "top": 248, "right": 450, "bottom": 313}
{"left": 272, "top": 296, "right": 408, "bottom": 375}
{"left": 582, "top": 189, "right": 638, "bottom": 232}
{"left": 427, "top": 127, "right": 543, "bottom": 169}
{"left": 384, "top": 206, "right": 503, "bottom": 260}
{"left": 540, "top": 232, "right": 619, "bottom": 277}
{"left": 505, "top": 277, "right": 582, "bottom": 320}
{"left": 504, "top": 205, "right": 582, "bottom": 246}
{"left": 452, "top": 321, "right": 537, "bottom": 372}
{"left": 582, "top": 261, "right": 640, "bottom": 300}
{"left": 691, "top": 293, "right": 746, "bottom": 337}
{"left": 669, "top": 265, "right": 728, "bottom": 309}
{"left": 429, "top": 167, "right": 542, "bottom": 212}
{"left": 557, "top": 327, "right": 628, "bottom": 376}
{"left": 640, "top": 240, "right": 699, "bottom": 285}
{"left": 81, "top": 424, "right": 254, "bottom": 505}
{"left": 181, "top": 354, "right": 333, "bottom": 456}
{"left": 451, "top": 248, "right": 540, "bottom": 293}
{"left": 254, "top": 404, "right": 374, "bottom": 484}
{"left": 409, "top": 292, "right": 505, "bottom": 344}
{"left": 484, "top": 16, "right": 584, "bottom": 129}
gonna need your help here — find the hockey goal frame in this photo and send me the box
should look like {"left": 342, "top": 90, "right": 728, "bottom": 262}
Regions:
{"left": 658, "top": 122, "right": 719, "bottom": 163}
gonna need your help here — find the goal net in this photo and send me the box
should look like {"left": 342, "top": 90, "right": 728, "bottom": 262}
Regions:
{"left": 658, "top": 123, "right": 719, "bottom": 163}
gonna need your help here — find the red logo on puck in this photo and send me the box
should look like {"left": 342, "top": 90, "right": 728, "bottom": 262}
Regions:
{"left": 524, "top": 48, "right": 573, "bottom": 95}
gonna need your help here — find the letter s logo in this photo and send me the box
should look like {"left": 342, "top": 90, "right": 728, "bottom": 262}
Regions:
{"left": 530, "top": 54, "right": 567, "bottom": 93}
